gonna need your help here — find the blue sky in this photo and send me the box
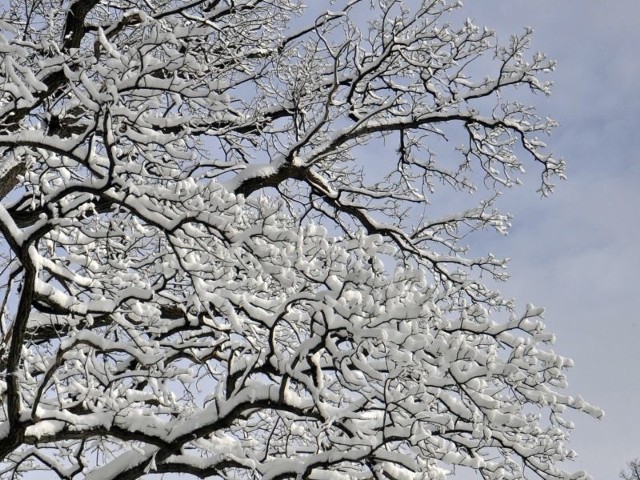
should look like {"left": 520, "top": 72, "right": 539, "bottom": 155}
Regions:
{"left": 460, "top": 1, "right": 640, "bottom": 477}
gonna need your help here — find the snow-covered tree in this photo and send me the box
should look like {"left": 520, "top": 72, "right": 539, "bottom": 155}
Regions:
{"left": 0, "top": 0, "right": 601, "bottom": 479}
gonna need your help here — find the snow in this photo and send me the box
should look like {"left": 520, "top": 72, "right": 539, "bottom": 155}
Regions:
{"left": 24, "top": 420, "right": 65, "bottom": 439}
{"left": 0, "top": 204, "right": 24, "bottom": 246}
{"left": 0, "top": 421, "right": 9, "bottom": 440}
{"left": 222, "top": 160, "right": 285, "bottom": 193}
{"left": 84, "top": 446, "right": 159, "bottom": 480}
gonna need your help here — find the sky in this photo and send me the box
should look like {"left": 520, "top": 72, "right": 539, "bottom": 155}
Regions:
{"left": 458, "top": 1, "right": 640, "bottom": 478}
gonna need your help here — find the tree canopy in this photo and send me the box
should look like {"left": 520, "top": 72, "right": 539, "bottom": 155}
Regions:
{"left": 0, "top": 0, "right": 601, "bottom": 479}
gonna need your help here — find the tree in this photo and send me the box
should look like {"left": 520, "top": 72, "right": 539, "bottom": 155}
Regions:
{"left": 622, "top": 459, "right": 640, "bottom": 480}
{"left": 0, "top": 0, "right": 601, "bottom": 478}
